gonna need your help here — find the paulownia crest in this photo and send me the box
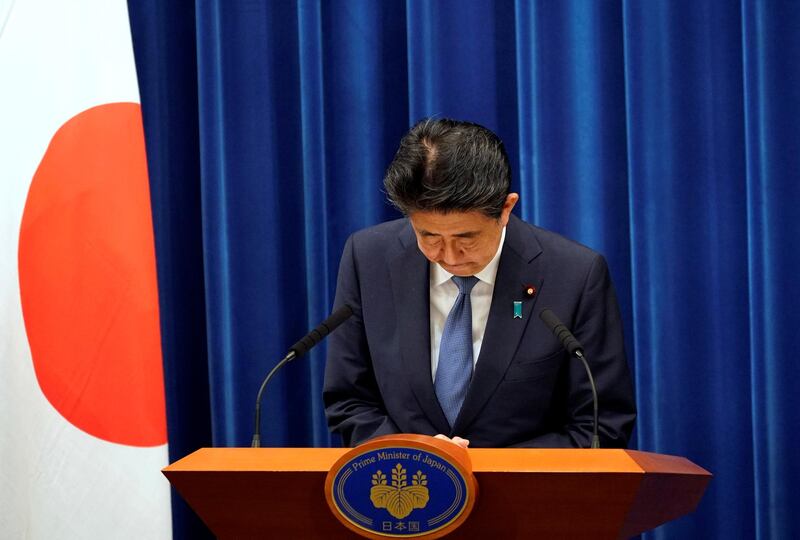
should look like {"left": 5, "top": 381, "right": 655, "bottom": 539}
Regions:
{"left": 370, "top": 464, "right": 429, "bottom": 519}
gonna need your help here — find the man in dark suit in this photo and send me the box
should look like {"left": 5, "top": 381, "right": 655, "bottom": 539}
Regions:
{"left": 324, "top": 118, "right": 635, "bottom": 448}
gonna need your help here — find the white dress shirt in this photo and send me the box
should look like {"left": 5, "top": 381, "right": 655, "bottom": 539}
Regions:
{"left": 429, "top": 227, "right": 506, "bottom": 382}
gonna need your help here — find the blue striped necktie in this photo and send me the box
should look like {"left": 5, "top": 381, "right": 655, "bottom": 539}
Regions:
{"left": 435, "top": 275, "right": 479, "bottom": 428}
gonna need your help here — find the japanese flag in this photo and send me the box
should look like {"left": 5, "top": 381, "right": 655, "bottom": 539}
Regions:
{"left": 0, "top": 1, "right": 171, "bottom": 538}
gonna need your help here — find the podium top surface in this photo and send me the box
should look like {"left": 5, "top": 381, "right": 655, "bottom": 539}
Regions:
{"left": 164, "top": 447, "right": 709, "bottom": 476}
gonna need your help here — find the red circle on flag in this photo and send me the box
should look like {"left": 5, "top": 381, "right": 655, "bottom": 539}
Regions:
{"left": 18, "top": 102, "right": 167, "bottom": 447}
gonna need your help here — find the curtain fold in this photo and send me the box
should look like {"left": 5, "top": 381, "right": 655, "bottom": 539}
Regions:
{"left": 623, "top": 2, "right": 755, "bottom": 538}
{"left": 128, "top": 1, "right": 799, "bottom": 538}
{"left": 742, "top": 3, "right": 800, "bottom": 539}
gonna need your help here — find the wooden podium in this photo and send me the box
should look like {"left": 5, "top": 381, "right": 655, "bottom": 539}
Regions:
{"left": 163, "top": 444, "right": 710, "bottom": 539}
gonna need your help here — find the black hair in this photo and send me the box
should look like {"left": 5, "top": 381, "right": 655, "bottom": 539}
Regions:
{"left": 383, "top": 118, "right": 511, "bottom": 219}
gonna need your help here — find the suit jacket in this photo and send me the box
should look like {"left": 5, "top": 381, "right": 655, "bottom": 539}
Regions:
{"left": 323, "top": 214, "right": 636, "bottom": 448}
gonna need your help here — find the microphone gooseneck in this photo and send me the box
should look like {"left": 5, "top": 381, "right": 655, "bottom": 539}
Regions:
{"left": 539, "top": 309, "right": 600, "bottom": 449}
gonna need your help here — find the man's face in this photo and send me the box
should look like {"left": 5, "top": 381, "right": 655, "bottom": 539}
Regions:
{"left": 408, "top": 194, "right": 519, "bottom": 276}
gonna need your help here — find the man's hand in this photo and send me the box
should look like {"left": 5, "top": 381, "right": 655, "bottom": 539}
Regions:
{"left": 434, "top": 434, "right": 470, "bottom": 448}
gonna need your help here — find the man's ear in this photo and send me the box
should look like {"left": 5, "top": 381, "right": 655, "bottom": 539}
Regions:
{"left": 500, "top": 193, "right": 519, "bottom": 225}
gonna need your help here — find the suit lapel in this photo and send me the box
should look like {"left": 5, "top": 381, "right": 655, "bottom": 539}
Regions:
{"left": 389, "top": 222, "right": 451, "bottom": 435}
{"left": 453, "top": 215, "right": 544, "bottom": 435}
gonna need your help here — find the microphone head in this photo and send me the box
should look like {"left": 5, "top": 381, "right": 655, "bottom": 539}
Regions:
{"left": 289, "top": 304, "right": 354, "bottom": 357}
{"left": 325, "top": 304, "right": 354, "bottom": 331}
{"left": 539, "top": 308, "right": 584, "bottom": 357}
{"left": 539, "top": 308, "right": 561, "bottom": 332}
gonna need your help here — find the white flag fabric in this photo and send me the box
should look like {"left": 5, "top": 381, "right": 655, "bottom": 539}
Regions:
{"left": 0, "top": 1, "right": 171, "bottom": 538}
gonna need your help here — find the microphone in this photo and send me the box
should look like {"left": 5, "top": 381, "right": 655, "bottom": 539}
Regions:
{"left": 288, "top": 304, "right": 354, "bottom": 358}
{"left": 251, "top": 304, "right": 354, "bottom": 447}
{"left": 539, "top": 309, "right": 600, "bottom": 449}
{"left": 539, "top": 308, "right": 584, "bottom": 357}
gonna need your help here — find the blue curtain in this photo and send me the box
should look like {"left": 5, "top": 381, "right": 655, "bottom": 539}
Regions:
{"left": 128, "top": 1, "right": 799, "bottom": 539}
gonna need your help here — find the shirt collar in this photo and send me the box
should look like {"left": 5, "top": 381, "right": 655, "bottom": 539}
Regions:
{"left": 430, "top": 227, "right": 506, "bottom": 287}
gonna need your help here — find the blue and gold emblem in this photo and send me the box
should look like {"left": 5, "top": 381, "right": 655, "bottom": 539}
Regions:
{"left": 370, "top": 464, "right": 429, "bottom": 519}
{"left": 328, "top": 444, "right": 473, "bottom": 537}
